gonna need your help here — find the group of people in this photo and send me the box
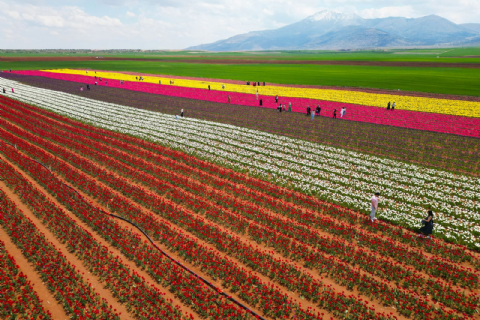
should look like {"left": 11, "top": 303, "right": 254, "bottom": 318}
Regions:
{"left": 1, "top": 88, "right": 14, "bottom": 93}
{"left": 370, "top": 192, "right": 434, "bottom": 238}
{"left": 246, "top": 81, "right": 265, "bottom": 86}
{"left": 387, "top": 102, "right": 396, "bottom": 110}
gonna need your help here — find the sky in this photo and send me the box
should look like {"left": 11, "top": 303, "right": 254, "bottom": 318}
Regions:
{"left": 1, "top": 0, "right": 479, "bottom": 49}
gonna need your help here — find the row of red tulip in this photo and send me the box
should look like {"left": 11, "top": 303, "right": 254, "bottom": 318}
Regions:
{"left": 0, "top": 188, "right": 119, "bottom": 320}
{"left": 0, "top": 142, "right": 251, "bottom": 320}
{"left": 0, "top": 239, "right": 52, "bottom": 320}
{"left": 0, "top": 159, "right": 189, "bottom": 320}
{"left": 3, "top": 94, "right": 474, "bottom": 271}
{"left": 1, "top": 100, "right": 476, "bottom": 292}
{"left": 1, "top": 102, "right": 478, "bottom": 300}
{"left": 0, "top": 110, "right": 474, "bottom": 318}
{"left": 0, "top": 113, "right": 390, "bottom": 320}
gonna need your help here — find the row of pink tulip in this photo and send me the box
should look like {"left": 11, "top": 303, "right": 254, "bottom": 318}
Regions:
{"left": 10, "top": 70, "right": 480, "bottom": 138}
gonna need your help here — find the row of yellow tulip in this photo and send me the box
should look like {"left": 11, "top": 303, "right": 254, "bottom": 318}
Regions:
{"left": 44, "top": 69, "right": 480, "bottom": 118}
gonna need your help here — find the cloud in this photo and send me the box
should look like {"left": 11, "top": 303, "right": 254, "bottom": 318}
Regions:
{"left": 360, "top": 6, "right": 416, "bottom": 19}
{"left": 0, "top": 0, "right": 478, "bottom": 49}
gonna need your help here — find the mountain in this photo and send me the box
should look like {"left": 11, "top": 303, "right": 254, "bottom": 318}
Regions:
{"left": 188, "top": 10, "right": 480, "bottom": 51}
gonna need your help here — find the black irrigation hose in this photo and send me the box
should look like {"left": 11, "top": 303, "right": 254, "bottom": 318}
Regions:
{"left": 2, "top": 141, "right": 267, "bottom": 320}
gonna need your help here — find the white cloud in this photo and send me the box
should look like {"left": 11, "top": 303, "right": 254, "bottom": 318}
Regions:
{"left": 360, "top": 6, "right": 416, "bottom": 19}
{"left": 126, "top": 11, "right": 136, "bottom": 17}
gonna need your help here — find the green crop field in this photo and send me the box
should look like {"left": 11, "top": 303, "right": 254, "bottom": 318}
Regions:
{"left": 2, "top": 60, "right": 480, "bottom": 96}
{"left": 2, "top": 47, "right": 480, "bottom": 63}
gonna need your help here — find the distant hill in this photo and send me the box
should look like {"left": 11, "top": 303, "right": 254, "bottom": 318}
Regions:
{"left": 188, "top": 10, "right": 480, "bottom": 51}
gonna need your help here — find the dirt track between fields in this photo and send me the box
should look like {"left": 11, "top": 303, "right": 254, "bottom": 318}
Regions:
{"left": 2, "top": 55, "right": 480, "bottom": 68}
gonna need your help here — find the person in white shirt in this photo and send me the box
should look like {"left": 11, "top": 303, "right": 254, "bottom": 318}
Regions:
{"left": 370, "top": 192, "right": 380, "bottom": 222}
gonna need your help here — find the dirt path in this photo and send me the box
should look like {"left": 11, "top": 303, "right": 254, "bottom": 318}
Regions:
{"left": 12, "top": 104, "right": 478, "bottom": 275}
{"left": 8, "top": 112, "right": 412, "bottom": 320}
{"left": 0, "top": 156, "right": 146, "bottom": 320}
{"left": 0, "top": 192, "right": 69, "bottom": 320}
{"left": 0, "top": 151, "right": 199, "bottom": 319}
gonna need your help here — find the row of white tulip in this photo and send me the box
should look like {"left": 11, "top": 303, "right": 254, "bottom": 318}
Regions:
{"left": 1, "top": 77, "right": 478, "bottom": 249}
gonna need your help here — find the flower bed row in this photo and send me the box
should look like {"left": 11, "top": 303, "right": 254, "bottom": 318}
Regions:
{"left": 41, "top": 68, "right": 480, "bottom": 119}
{"left": 1, "top": 78, "right": 477, "bottom": 249}
{"left": 0, "top": 106, "right": 476, "bottom": 317}
{"left": 2, "top": 103, "right": 477, "bottom": 292}
{"left": 4, "top": 92, "right": 473, "bottom": 270}
{"left": 0, "top": 113, "right": 395, "bottom": 320}
{"left": 0, "top": 155, "right": 190, "bottom": 320}
{"left": 10, "top": 70, "right": 480, "bottom": 138}
{"left": 0, "top": 188, "right": 119, "bottom": 320}
{"left": 0, "top": 238, "right": 52, "bottom": 320}
{"left": 0, "top": 142, "right": 256, "bottom": 320}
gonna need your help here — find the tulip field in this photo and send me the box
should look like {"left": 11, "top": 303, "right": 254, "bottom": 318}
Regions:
{"left": 0, "top": 71, "right": 479, "bottom": 320}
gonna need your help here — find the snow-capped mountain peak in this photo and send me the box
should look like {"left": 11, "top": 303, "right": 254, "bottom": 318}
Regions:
{"left": 308, "top": 10, "right": 360, "bottom": 22}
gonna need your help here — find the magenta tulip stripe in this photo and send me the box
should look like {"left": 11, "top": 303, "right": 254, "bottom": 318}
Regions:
{"left": 0, "top": 94, "right": 479, "bottom": 320}
{"left": 10, "top": 70, "right": 480, "bottom": 138}
{"left": 0, "top": 239, "right": 52, "bottom": 320}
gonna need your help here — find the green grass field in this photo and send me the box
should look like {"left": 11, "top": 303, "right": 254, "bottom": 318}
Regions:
{"left": 2, "top": 47, "right": 480, "bottom": 63}
{"left": 2, "top": 60, "right": 480, "bottom": 96}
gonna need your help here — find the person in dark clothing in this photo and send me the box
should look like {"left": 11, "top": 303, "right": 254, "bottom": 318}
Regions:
{"left": 275, "top": 95, "right": 279, "bottom": 103}
{"left": 306, "top": 106, "right": 311, "bottom": 116}
{"left": 86, "top": 84, "right": 90, "bottom": 90}
{"left": 419, "top": 210, "right": 434, "bottom": 238}
{"left": 316, "top": 105, "right": 321, "bottom": 115}
{"left": 208, "top": 85, "right": 211, "bottom": 91}
{"left": 259, "top": 99, "right": 263, "bottom": 106}
{"left": 392, "top": 102, "right": 396, "bottom": 110}
{"left": 95, "top": 76, "right": 97, "bottom": 80}
{"left": 387, "top": 102, "right": 391, "bottom": 110}
{"left": 2, "top": 88, "right": 5, "bottom": 94}
{"left": 333, "top": 109, "right": 337, "bottom": 118}
{"left": 181, "top": 109, "right": 184, "bottom": 118}
{"left": 263, "top": 82, "right": 265, "bottom": 86}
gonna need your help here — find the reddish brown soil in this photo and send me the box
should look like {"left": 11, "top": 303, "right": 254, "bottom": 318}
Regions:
{"left": 91, "top": 69, "right": 480, "bottom": 102}
{"left": 2, "top": 97, "right": 479, "bottom": 319}
{"left": 0, "top": 188, "right": 69, "bottom": 320}
{"left": 0, "top": 167, "right": 134, "bottom": 320}
{"left": 5, "top": 113, "right": 472, "bottom": 320}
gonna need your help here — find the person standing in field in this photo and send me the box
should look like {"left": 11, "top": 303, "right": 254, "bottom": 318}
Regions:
{"left": 387, "top": 102, "right": 391, "bottom": 110}
{"left": 306, "top": 106, "right": 311, "bottom": 116}
{"left": 333, "top": 109, "right": 337, "bottom": 118}
{"left": 80, "top": 86, "right": 84, "bottom": 91}
{"left": 311, "top": 109, "right": 315, "bottom": 121}
{"left": 259, "top": 99, "right": 263, "bottom": 106}
{"left": 275, "top": 95, "right": 279, "bottom": 103}
{"left": 392, "top": 102, "right": 396, "bottom": 110}
{"left": 418, "top": 210, "right": 434, "bottom": 238}
{"left": 289, "top": 102, "right": 292, "bottom": 112}
{"left": 2, "top": 88, "right": 6, "bottom": 94}
{"left": 256, "top": 91, "right": 259, "bottom": 100}
{"left": 11, "top": 88, "right": 14, "bottom": 93}
{"left": 316, "top": 105, "right": 321, "bottom": 116}
{"left": 181, "top": 109, "right": 184, "bottom": 118}
{"left": 228, "top": 95, "right": 231, "bottom": 103}
{"left": 208, "top": 85, "right": 211, "bottom": 91}
{"left": 222, "top": 84, "right": 225, "bottom": 89}
{"left": 370, "top": 192, "right": 380, "bottom": 222}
